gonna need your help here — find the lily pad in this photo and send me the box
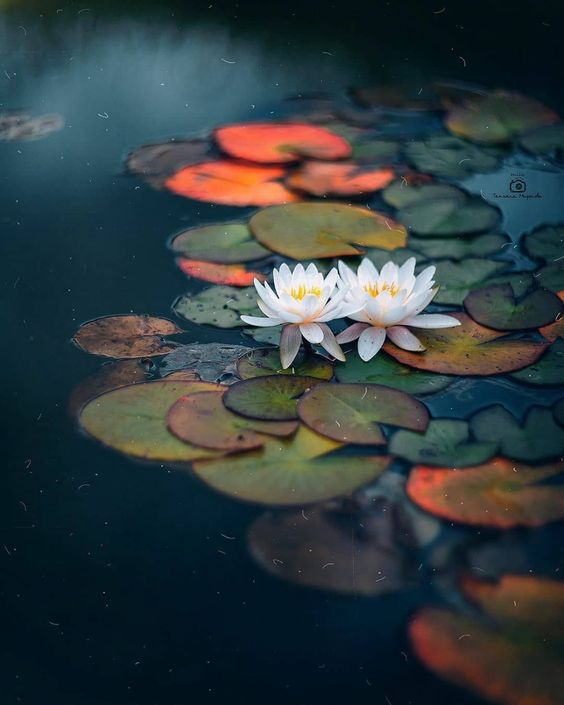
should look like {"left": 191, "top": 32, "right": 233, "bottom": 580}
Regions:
{"left": 351, "top": 139, "right": 398, "bottom": 164}
{"left": 446, "top": 90, "right": 559, "bottom": 144}
{"left": 519, "top": 123, "right": 564, "bottom": 157}
{"left": 237, "top": 348, "right": 333, "bottom": 380}
{"left": 169, "top": 223, "right": 270, "bottom": 263}
{"left": 79, "top": 380, "right": 222, "bottom": 463}
{"left": 0, "top": 112, "right": 64, "bottom": 142}
{"left": 223, "top": 375, "right": 321, "bottom": 421}
{"left": 334, "top": 351, "right": 452, "bottom": 395}
{"left": 382, "top": 179, "right": 464, "bottom": 209}
{"left": 173, "top": 286, "right": 259, "bottom": 328}
{"left": 470, "top": 405, "right": 564, "bottom": 462}
{"left": 176, "top": 258, "right": 266, "bottom": 287}
{"left": 510, "top": 338, "right": 564, "bottom": 386}
{"left": 428, "top": 259, "right": 507, "bottom": 305}
{"left": 298, "top": 383, "right": 429, "bottom": 444}
{"left": 464, "top": 283, "right": 562, "bottom": 330}
{"left": 523, "top": 224, "right": 564, "bottom": 262}
{"left": 72, "top": 315, "right": 182, "bottom": 358}
{"left": 410, "top": 232, "right": 509, "bottom": 260}
{"left": 364, "top": 247, "right": 424, "bottom": 269}
{"left": 389, "top": 418, "right": 497, "bottom": 467}
{"left": 159, "top": 343, "right": 253, "bottom": 383}
{"left": 286, "top": 161, "right": 395, "bottom": 197}
{"left": 167, "top": 390, "right": 297, "bottom": 451}
{"left": 242, "top": 325, "right": 283, "bottom": 345}
{"left": 192, "top": 425, "right": 391, "bottom": 505}
{"left": 125, "top": 139, "right": 212, "bottom": 187}
{"left": 384, "top": 312, "right": 547, "bottom": 376}
{"left": 554, "top": 398, "right": 564, "bottom": 426}
{"left": 351, "top": 84, "right": 437, "bottom": 110}
{"left": 165, "top": 160, "right": 300, "bottom": 207}
{"left": 534, "top": 263, "right": 564, "bottom": 293}
{"left": 540, "top": 293, "right": 564, "bottom": 341}
{"left": 403, "top": 135, "right": 501, "bottom": 179}
{"left": 214, "top": 123, "right": 351, "bottom": 163}
{"left": 410, "top": 576, "right": 564, "bottom": 705}
{"left": 408, "top": 458, "right": 564, "bottom": 528}
{"left": 398, "top": 196, "right": 501, "bottom": 237}
{"left": 249, "top": 202, "right": 407, "bottom": 259}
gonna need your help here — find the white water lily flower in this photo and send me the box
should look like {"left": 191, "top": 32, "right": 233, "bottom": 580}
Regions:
{"left": 241, "top": 262, "right": 360, "bottom": 368}
{"left": 336, "top": 257, "right": 460, "bottom": 361}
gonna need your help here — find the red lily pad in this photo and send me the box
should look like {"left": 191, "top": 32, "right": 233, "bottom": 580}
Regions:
{"left": 464, "top": 283, "right": 563, "bottom": 331}
{"left": 72, "top": 315, "right": 182, "bottom": 358}
{"left": 165, "top": 160, "right": 300, "bottom": 207}
{"left": 407, "top": 458, "right": 564, "bottom": 528}
{"left": 176, "top": 258, "right": 266, "bottom": 287}
{"left": 223, "top": 375, "right": 322, "bottom": 421}
{"left": 213, "top": 122, "right": 351, "bottom": 163}
{"left": 167, "top": 390, "right": 297, "bottom": 451}
{"left": 297, "top": 383, "right": 429, "bottom": 445}
{"left": 286, "top": 161, "right": 395, "bottom": 197}
{"left": 384, "top": 312, "right": 547, "bottom": 376}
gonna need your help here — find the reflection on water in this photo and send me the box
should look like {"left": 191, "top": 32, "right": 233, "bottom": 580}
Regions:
{"left": 2, "top": 5, "right": 564, "bottom": 705}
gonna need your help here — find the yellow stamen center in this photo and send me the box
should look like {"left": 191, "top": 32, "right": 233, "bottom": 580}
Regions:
{"left": 364, "top": 281, "right": 399, "bottom": 298}
{"left": 289, "top": 285, "right": 322, "bottom": 301}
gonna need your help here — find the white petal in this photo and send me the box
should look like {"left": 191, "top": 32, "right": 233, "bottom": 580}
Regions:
{"left": 412, "top": 265, "right": 436, "bottom": 294}
{"left": 324, "top": 267, "right": 339, "bottom": 293}
{"left": 299, "top": 322, "right": 324, "bottom": 344}
{"left": 337, "top": 260, "right": 358, "bottom": 288}
{"left": 305, "top": 262, "right": 318, "bottom": 278}
{"left": 401, "top": 314, "right": 461, "bottom": 329}
{"left": 280, "top": 324, "right": 302, "bottom": 369}
{"left": 357, "top": 327, "right": 386, "bottom": 361}
{"left": 317, "top": 323, "right": 346, "bottom": 361}
{"left": 406, "top": 287, "right": 438, "bottom": 317}
{"left": 379, "top": 260, "right": 398, "bottom": 289}
{"left": 386, "top": 325, "right": 425, "bottom": 351}
{"left": 278, "top": 263, "right": 292, "bottom": 287}
{"left": 240, "top": 315, "right": 284, "bottom": 327}
{"left": 336, "top": 322, "right": 370, "bottom": 343}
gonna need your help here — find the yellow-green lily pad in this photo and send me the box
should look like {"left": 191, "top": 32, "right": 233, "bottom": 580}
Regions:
{"left": 224, "top": 375, "right": 322, "bottom": 421}
{"left": 237, "top": 347, "right": 333, "bottom": 380}
{"left": 170, "top": 222, "right": 270, "bottom": 263}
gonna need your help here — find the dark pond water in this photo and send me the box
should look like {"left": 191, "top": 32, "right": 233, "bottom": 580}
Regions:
{"left": 2, "top": 2, "right": 564, "bottom": 704}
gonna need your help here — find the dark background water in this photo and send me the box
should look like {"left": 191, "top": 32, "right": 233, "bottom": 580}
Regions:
{"left": 1, "top": 2, "right": 564, "bottom": 704}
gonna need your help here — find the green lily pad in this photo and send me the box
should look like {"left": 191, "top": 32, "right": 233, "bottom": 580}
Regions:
{"left": 408, "top": 458, "right": 564, "bottom": 528}
{"left": 534, "top": 263, "right": 564, "bottom": 293}
{"left": 554, "top": 398, "right": 564, "bottom": 426}
{"left": 249, "top": 202, "right": 407, "bottom": 259}
{"left": 425, "top": 259, "right": 506, "bottom": 305}
{"left": 335, "top": 351, "right": 452, "bottom": 395}
{"left": 398, "top": 196, "right": 501, "bottom": 237}
{"left": 169, "top": 222, "right": 270, "bottom": 263}
{"left": 464, "top": 283, "right": 563, "bottom": 330}
{"left": 523, "top": 224, "right": 564, "bottom": 262}
{"left": 403, "top": 136, "right": 501, "bottom": 179}
{"left": 297, "top": 382, "right": 429, "bottom": 445}
{"left": 485, "top": 270, "right": 536, "bottom": 298}
{"left": 242, "top": 325, "right": 282, "bottom": 346}
{"left": 192, "top": 425, "right": 391, "bottom": 506}
{"left": 79, "top": 380, "right": 222, "bottom": 463}
{"left": 389, "top": 418, "right": 497, "bottom": 467}
{"left": 470, "top": 405, "right": 564, "bottom": 462}
{"left": 237, "top": 347, "right": 333, "bottom": 380}
{"left": 446, "top": 90, "right": 559, "bottom": 144}
{"left": 382, "top": 180, "right": 464, "bottom": 209}
{"left": 510, "top": 338, "right": 564, "bottom": 386}
{"left": 173, "top": 286, "right": 259, "bottom": 328}
{"left": 385, "top": 313, "right": 547, "bottom": 376}
{"left": 224, "top": 375, "right": 322, "bottom": 421}
{"left": 167, "top": 390, "right": 297, "bottom": 451}
{"left": 519, "top": 123, "right": 564, "bottom": 157}
{"left": 351, "top": 138, "right": 399, "bottom": 164}
{"left": 410, "top": 232, "right": 509, "bottom": 260}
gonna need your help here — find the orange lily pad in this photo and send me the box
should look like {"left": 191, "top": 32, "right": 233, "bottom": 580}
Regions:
{"left": 286, "top": 161, "right": 395, "bottom": 197}
{"left": 176, "top": 258, "right": 266, "bottom": 287}
{"left": 72, "top": 315, "right": 183, "bottom": 358}
{"left": 213, "top": 123, "right": 351, "bottom": 163}
{"left": 384, "top": 312, "right": 547, "bottom": 376}
{"left": 165, "top": 160, "right": 300, "bottom": 207}
{"left": 407, "top": 458, "right": 564, "bottom": 528}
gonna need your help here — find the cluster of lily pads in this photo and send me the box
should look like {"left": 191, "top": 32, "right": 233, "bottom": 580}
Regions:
{"left": 70, "top": 82, "right": 564, "bottom": 705}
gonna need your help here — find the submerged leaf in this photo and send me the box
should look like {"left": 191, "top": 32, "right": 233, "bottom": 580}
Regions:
{"left": 286, "top": 161, "right": 394, "bottom": 197}
{"left": 237, "top": 347, "right": 333, "bottom": 380}
{"left": 224, "top": 375, "right": 322, "bottom": 421}
{"left": 159, "top": 343, "right": 253, "bottom": 383}
{"left": 192, "top": 425, "right": 390, "bottom": 505}
{"left": 72, "top": 315, "right": 182, "bottom": 358}
{"left": 173, "top": 286, "right": 258, "bottom": 328}
{"left": 250, "top": 202, "right": 407, "bottom": 259}
{"left": 170, "top": 222, "right": 270, "bottom": 263}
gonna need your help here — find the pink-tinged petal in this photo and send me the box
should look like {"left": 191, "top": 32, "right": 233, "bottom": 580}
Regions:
{"left": 280, "top": 324, "right": 302, "bottom": 369}
{"left": 386, "top": 325, "right": 425, "bottom": 351}
{"left": 241, "top": 315, "right": 284, "bottom": 327}
{"left": 401, "top": 313, "right": 461, "bottom": 329}
{"left": 317, "top": 323, "right": 346, "bottom": 361}
{"left": 299, "top": 322, "right": 324, "bottom": 344}
{"left": 357, "top": 326, "right": 386, "bottom": 361}
{"left": 336, "top": 322, "right": 370, "bottom": 343}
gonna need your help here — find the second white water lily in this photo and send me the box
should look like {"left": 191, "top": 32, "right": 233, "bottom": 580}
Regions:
{"left": 337, "top": 257, "right": 460, "bottom": 360}
{"left": 241, "top": 262, "right": 360, "bottom": 368}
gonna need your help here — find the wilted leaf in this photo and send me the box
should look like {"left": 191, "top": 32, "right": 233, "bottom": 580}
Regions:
{"left": 173, "top": 286, "right": 259, "bottom": 328}
{"left": 298, "top": 382, "right": 429, "bottom": 444}
{"left": 176, "top": 258, "right": 266, "bottom": 287}
{"left": 192, "top": 425, "right": 391, "bottom": 505}
{"left": 159, "top": 343, "right": 253, "bottom": 383}
{"left": 237, "top": 347, "right": 333, "bottom": 380}
{"left": 170, "top": 222, "right": 270, "bottom": 263}
{"left": 286, "top": 161, "right": 394, "bottom": 197}
{"left": 249, "top": 202, "right": 407, "bottom": 259}
{"left": 224, "top": 375, "right": 322, "bottom": 421}
{"left": 72, "top": 315, "right": 182, "bottom": 358}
